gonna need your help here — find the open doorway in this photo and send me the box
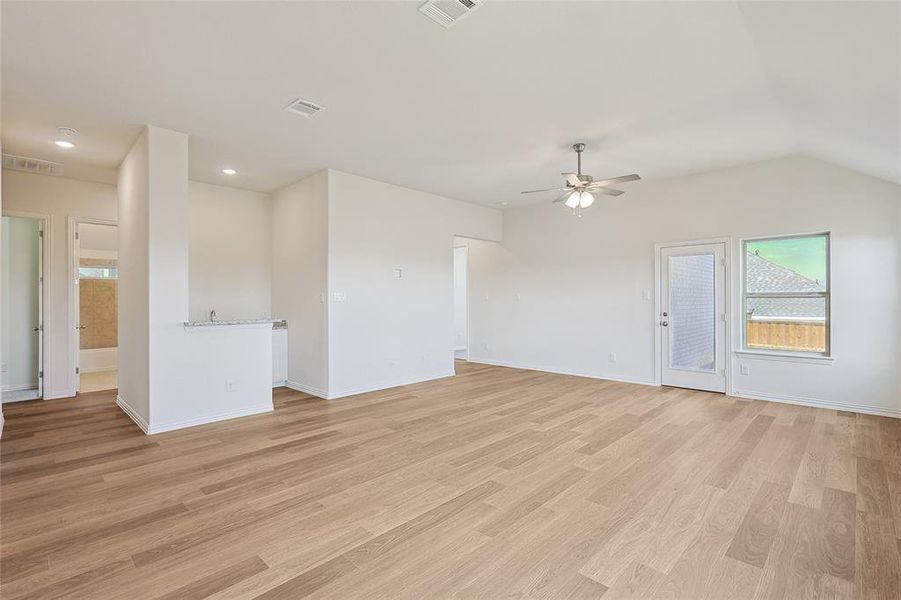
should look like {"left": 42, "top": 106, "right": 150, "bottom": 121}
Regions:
{"left": 75, "top": 221, "right": 118, "bottom": 393}
{"left": 1, "top": 214, "right": 45, "bottom": 402}
{"left": 453, "top": 239, "right": 469, "bottom": 362}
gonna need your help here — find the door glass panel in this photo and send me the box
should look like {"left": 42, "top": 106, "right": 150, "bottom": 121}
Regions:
{"left": 669, "top": 253, "right": 716, "bottom": 372}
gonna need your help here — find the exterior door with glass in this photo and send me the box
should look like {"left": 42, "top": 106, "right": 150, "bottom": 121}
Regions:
{"left": 660, "top": 243, "right": 726, "bottom": 392}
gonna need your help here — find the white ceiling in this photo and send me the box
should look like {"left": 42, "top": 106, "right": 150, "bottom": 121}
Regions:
{"left": 2, "top": 1, "right": 898, "bottom": 207}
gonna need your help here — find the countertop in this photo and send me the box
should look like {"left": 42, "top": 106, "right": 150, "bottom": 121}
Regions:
{"left": 184, "top": 318, "right": 287, "bottom": 329}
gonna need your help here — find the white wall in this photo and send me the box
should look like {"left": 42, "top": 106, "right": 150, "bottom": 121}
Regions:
{"left": 80, "top": 347, "right": 117, "bottom": 373}
{"left": 2, "top": 170, "right": 117, "bottom": 398}
{"left": 79, "top": 222, "right": 118, "bottom": 252}
{"left": 118, "top": 126, "right": 273, "bottom": 432}
{"left": 453, "top": 243, "right": 468, "bottom": 357}
{"left": 271, "top": 171, "right": 329, "bottom": 396}
{"left": 1, "top": 217, "right": 40, "bottom": 393}
{"left": 188, "top": 181, "right": 272, "bottom": 322}
{"left": 118, "top": 130, "right": 151, "bottom": 422}
{"left": 326, "top": 170, "right": 502, "bottom": 397}
{"left": 467, "top": 155, "right": 901, "bottom": 416}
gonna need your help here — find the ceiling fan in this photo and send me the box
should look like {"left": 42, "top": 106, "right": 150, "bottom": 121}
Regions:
{"left": 521, "top": 143, "right": 640, "bottom": 216}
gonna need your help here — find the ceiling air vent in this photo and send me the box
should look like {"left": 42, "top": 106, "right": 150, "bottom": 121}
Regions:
{"left": 284, "top": 97, "right": 324, "bottom": 118}
{"left": 419, "top": 0, "right": 482, "bottom": 28}
{"left": 2, "top": 154, "right": 63, "bottom": 176}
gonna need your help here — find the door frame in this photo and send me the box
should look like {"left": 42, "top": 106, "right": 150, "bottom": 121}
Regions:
{"left": 453, "top": 243, "right": 470, "bottom": 362}
{"left": 2, "top": 210, "right": 50, "bottom": 400}
{"left": 69, "top": 216, "right": 117, "bottom": 394}
{"left": 654, "top": 237, "right": 733, "bottom": 394}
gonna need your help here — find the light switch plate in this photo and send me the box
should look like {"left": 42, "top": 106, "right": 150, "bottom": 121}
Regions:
{"left": 393, "top": 268, "right": 403, "bottom": 278}
{"left": 333, "top": 292, "right": 347, "bottom": 302}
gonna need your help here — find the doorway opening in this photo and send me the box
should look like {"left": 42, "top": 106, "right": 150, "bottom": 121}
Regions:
{"left": 1, "top": 214, "right": 45, "bottom": 402}
{"left": 655, "top": 240, "right": 730, "bottom": 393}
{"left": 75, "top": 221, "right": 118, "bottom": 394}
{"left": 453, "top": 241, "right": 469, "bottom": 362}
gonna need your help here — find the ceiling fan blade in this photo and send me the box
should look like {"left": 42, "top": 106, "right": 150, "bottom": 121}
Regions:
{"left": 521, "top": 186, "right": 570, "bottom": 194}
{"left": 592, "top": 187, "right": 625, "bottom": 196}
{"left": 552, "top": 190, "right": 575, "bottom": 203}
{"left": 588, "top": 173, "right": 641, "bottom": 187}
{"left": 562, "top": 172, "right": 582, "bottom": 187}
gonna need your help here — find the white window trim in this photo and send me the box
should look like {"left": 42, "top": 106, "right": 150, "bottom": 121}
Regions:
{"left": 735, "top": 350, "right": 834, "bottom": 364}
{"left": 740, "top": 231, "right": 831, "bottom": 358}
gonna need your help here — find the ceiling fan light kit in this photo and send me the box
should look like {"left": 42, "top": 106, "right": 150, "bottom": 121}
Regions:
{"left": 521, "top": 143, "right": 641, "bottom": 217}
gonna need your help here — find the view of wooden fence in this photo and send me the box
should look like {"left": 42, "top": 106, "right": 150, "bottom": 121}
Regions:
{"left": 746, "top": 320, "right": 826, "bottom": 352}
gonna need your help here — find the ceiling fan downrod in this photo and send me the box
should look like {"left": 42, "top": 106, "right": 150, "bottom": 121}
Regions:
{"left": 573, "top": 142, "right": 585, "bottom": 176}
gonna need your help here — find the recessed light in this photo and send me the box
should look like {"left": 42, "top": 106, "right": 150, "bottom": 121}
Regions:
{"left": 54, "top": 140, "right": 76, "bottom": 149}
{"left": 221, "top": 168, "right": 236, "bottom": 175}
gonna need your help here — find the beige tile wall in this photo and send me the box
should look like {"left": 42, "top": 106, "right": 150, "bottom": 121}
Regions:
{"left": 79, "top": 267, "right": 118, "bottom": 350}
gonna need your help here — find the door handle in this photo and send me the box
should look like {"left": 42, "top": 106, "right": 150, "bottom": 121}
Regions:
{"left": 77, "top": 325, "right": 87, "bottom": 330}
{"left": 661, "top": 321, "right": 668, "bottom": 327}
{"left": 32, "top": 326, "right": 40, "bottom": 332}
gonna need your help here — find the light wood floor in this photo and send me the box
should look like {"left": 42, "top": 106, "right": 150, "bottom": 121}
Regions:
{"left": 79, "top": 369, "right": 118, "bottom": 394}
{"left": 2, "top": 361, "right": 900, "bottom": 599}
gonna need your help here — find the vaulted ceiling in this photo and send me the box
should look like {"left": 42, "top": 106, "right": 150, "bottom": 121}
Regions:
{"left": 2, "top": 1, "right": 898, "bottom": 206}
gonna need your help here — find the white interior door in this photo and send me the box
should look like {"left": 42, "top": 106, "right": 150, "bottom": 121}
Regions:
{"left": 660, "top": 243, "right": 726, "bottom": 393}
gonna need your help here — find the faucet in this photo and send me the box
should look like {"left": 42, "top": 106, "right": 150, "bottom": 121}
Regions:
{"left": 210, "top": 309, "right": 216, "bottom": 322}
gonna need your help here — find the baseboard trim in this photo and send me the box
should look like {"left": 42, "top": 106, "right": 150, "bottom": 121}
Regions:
{"left": 328, "top": 370, "right": 456, "bottom": 400}
{"left": 287, "top": 370, "right": 457, "bottom": 401}
{"left": 1, "top": 383, "right": 39, "bottom": 392}
{"left": 467, "top": 358, "right": 657, "bottom": 388}
{"left": 116, "top": 395, "right": 149, "bottom": 434}
{"left": 147, "top": 403, "right": 274, "bottom": 435}
{"left": 272, "top": 380, "right": 287, "bottom": 389}
{"left": 731, "top": 389, "right": 901, "bottom": 419}
{"left": 0, "top": 411, "right": 5, "bottom": 439}
{"left": 286, "top": 380, "right": 329, "bottom": 399}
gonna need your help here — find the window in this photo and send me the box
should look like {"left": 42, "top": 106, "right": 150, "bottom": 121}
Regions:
{"left": 742, "top": 233, "right": 829, "bottom": 355}
{"left": 78, "top": 266, "right": 118, "bottom": 279}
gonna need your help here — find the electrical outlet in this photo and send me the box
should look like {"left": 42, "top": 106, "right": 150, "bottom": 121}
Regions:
{"left": 515, "top": 293, "right": 522, "bottom": 301}
{"left": 226, "top": 380, "right": 235, "bottom": 392}
{"left": 482, "top": 342, "right": 489, "bottom": 350}
{"left": 393, "top": 268, "right": 403, "bottom": 278}
{"left": 609, "top": 353, "right": 617, "bottom": 363}
{"left": 740, "top": 364, "right": 750, "bottom": 375}
{"left": 333, "top": 291, "right": 347, "bottom": 302}
{"left": 642, "top": 290, "right": 651, "bottom": 301}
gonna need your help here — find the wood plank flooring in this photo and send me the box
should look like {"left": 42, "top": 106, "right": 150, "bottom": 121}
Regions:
{"left": 2, "top": 361, "right": 900, "bottom": 599}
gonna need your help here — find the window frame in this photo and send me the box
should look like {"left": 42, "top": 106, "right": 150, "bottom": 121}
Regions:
{"left": 741, "top": 232, "right": 831, "bottom": 358}
{"left": 78, "top": 265, "right": 118, "bottom": 280}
